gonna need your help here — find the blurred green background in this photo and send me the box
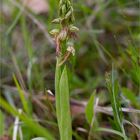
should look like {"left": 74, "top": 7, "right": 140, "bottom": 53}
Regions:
{"left": 0, "top": 0, "right": 140, "bottom": 140}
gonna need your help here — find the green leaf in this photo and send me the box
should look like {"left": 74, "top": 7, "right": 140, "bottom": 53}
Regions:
{"left": 59, "top": 66, "right": 72, "bottom": 140}
{"left": 0, "top": 110, "right": 5, "bottom": 136}
{"left": 55, "top": 58, "right": 72, "bottom": 140}
{"left": 55, "top": 58, "right": 62, "bottom": 130}
{"left": 85, "top": 92, "right": 95, "bottom": 124}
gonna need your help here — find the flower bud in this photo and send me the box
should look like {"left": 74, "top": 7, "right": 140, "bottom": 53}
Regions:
{"left": 59, "top": 29, "right": 67, "bottom": 41}
{"left": 69, "top": 25, "right": 79, "bottom": 32}
{"left": 65, "top": 10, "right": 72, "bottom": 19}
{"left": 49, "top": 29, "right": 59, "bottom": 36}
{"left": 67, "top": 46, "right": 75, "bottom": 56}
{"left": 71, "top": 14, "right": 75, "bottom": 22}
{"left": 52, "top": 18, "right": 62, "bottom": 24}
{"left": 67, "top": 0, "right": 71, "bottom": 6}
{"left": 59, "top": 0, "right": 63, "bottom": 6}
{"left": 61, "top": 4, "right": 66, "bottom": 16}
{"left": 67, "top": 41, "right": 75, "bottom": 56}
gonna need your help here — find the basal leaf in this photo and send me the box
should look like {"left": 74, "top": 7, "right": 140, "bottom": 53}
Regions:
{"left": 59, "top": 66, "right": 72, "bottom": 140}
{"left": 55, "top": 58, "right": 62, "bottom": 131}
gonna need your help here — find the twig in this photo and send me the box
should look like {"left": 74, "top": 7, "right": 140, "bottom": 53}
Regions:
{"left": 96, "top": 106, "right": 140, "bottom": 114}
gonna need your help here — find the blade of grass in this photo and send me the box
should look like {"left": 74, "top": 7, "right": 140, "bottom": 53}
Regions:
{"left": 13, "top": 74, "right": 29, "bottom": 115}
{"left": 20, "top": 15, "right": 33, "bottom": 60}
{"left": 6, "top": 9, "right": 22, "bottom": 35}
{"left": 11, "top": 53, "right": 26, "bottom": 90}
{"left": 0, "top": 110, "right": 5, "bottom": 136}
{"left": 96, "top": 127, "right": 127, "bottom": 138}
{"left": 20, "top": 14, "right": 33, "bottom": 92}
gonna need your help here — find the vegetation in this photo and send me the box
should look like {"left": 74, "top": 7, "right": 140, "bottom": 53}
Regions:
{"left": 0, "top": 0, "right": 140, "bottom": 140}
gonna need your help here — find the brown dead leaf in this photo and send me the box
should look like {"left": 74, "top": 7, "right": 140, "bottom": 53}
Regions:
{"left": 22, "top": 0, "right": 49, "bottom": 14}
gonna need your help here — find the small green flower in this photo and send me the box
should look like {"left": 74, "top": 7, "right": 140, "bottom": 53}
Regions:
{"left": 69, "top": 25, "right": 79, "bottom": 32}
{"left": 50, "top": 0, "right": 78, "bottom": 56}
{"left": 52, "top": 18, "right": 62, "bottom": 24}
{"left": 49, "top": 29, "right": 60, "bottom": 36}
{"left": 58, "top": 29, "right": 67, "bottom": 41}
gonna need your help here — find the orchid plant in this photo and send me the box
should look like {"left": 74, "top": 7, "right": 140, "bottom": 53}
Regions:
{"left": 50, "top": 0, "right": 78, "bottom": 140}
